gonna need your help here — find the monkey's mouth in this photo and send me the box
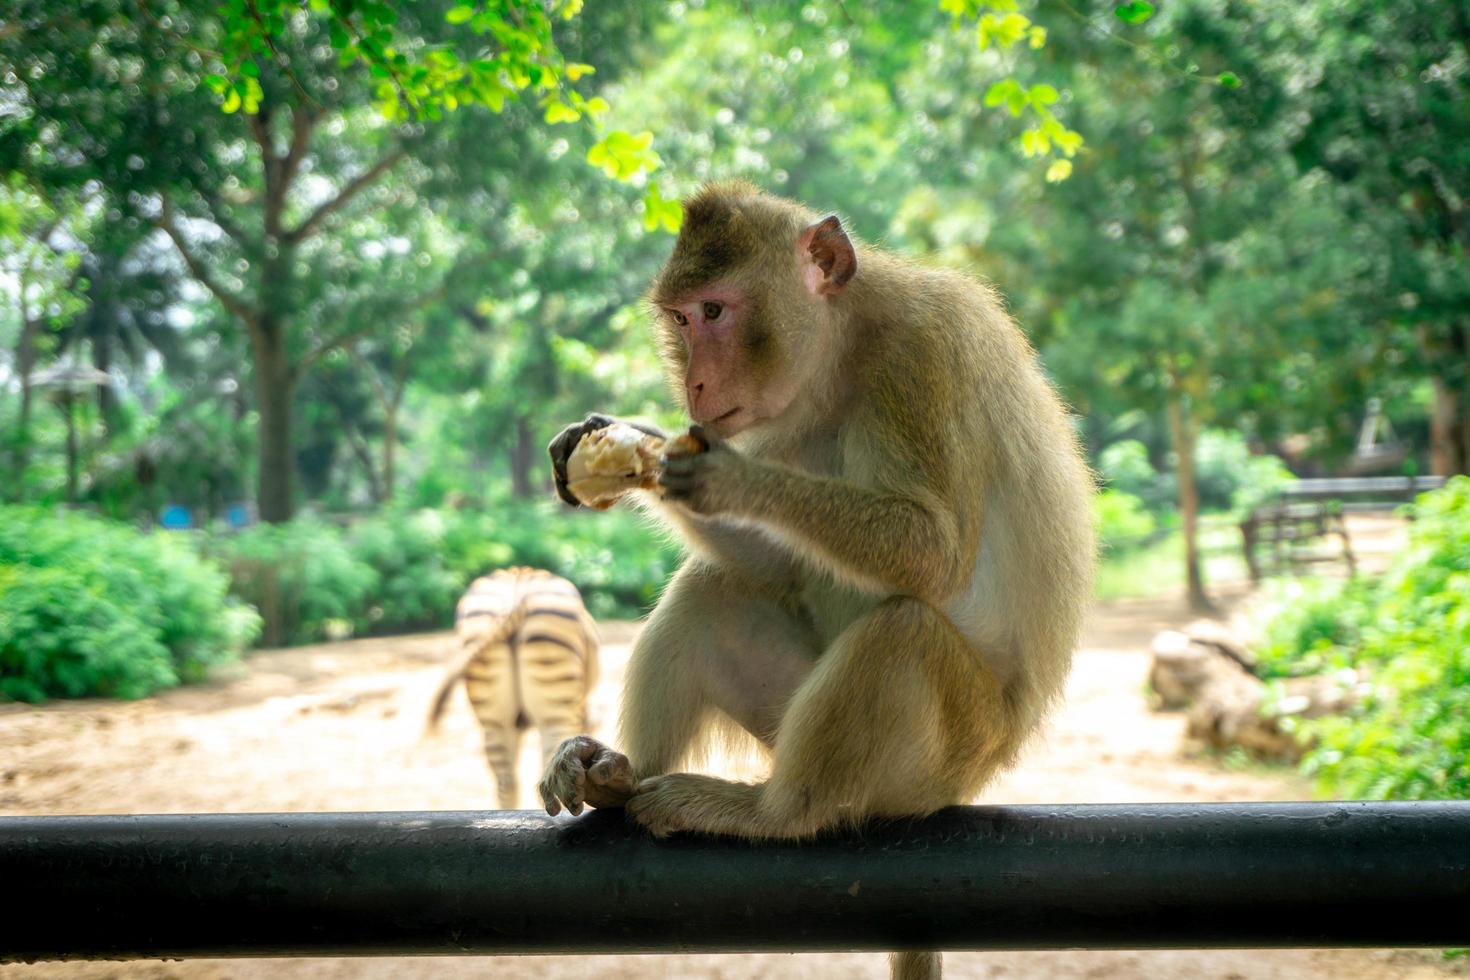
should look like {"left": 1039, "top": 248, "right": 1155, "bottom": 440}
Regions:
{"left": 712, "top": 407, "right": 742, "bottom": 424}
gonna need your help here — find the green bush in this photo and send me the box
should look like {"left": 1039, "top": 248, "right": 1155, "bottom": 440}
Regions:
{"left": 347, "top": 510, "right": 462, "bottom": 633}
{"left": 1195, "top": 429, "right": 1295, "bottom": 515}
{"left": 205, "top": 500, "right": 679, "bottom": 647}
{"left": 1261, "top": 477, "right": 1470, "bottom": 799}
{"left": 1098, "top": 440, "right": 1175, "bottom": 513}
{"left": 441, "top": 500, "right": 680, "bottom": 619}
{"left": 0, "top": 505, "right": 260, "bottom": 702}
{"left": 1092, "top": 488, "right": 1158, "bottom": 554}
{"left": 202, "top": 516, "right": 378, "bottom": 647}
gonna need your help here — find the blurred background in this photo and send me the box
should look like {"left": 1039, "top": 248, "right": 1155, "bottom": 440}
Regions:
{"left": 1, "top": 1, "right": 1468, "bottom": 976}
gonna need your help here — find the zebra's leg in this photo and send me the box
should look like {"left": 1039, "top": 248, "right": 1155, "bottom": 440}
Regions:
{"left": 464, "top": 640, "right": 523, "bottom": 810}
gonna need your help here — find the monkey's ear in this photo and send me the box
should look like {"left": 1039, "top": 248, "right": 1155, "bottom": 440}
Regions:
{"left": 799, "top": 215, "right": 856, "bottom": 296}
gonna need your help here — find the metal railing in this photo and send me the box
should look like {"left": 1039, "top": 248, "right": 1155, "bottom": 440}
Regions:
{"left": 3, "top": 802, "right": 1468, "bottom": 961}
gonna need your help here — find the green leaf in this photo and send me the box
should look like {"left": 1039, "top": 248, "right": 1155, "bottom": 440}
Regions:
{"left": 1218, "top": 71, "right": 1242, "bottom": 88}
{"left": 983, "top": 79, "right": 1022, "bottom": 109}
{"left": 1113, "top": 1, "right": 1155, "bottom": 24}
{"left": 977, "top": 12, "right": 1031, "bottom": 51}
{"left": 221, "top": 88, "right": 242, "bottom": 113}
{"left": 1028, "top": 83, "right": 1058, "bottom": 106}
{"left": 1045, "top": 159, "right": 1073, "bottom": 182}
{"left": 446, "top": 5, "right": 475, "bottom": 24}
{"left": 543, "top": 100, "right": 580, "bottom": 124}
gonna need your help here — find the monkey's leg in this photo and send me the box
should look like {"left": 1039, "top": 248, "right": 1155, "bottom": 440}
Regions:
{"left": 539, "top": 562, "right": 819, "bottom": 815}
{"left": 628, "top": 596, "right": 1019, "bottom": 839}
{"left": 624, "top": 561, "right": 820, "bottom": 768}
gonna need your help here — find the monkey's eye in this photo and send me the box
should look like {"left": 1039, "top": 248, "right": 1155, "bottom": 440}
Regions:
{"left": 702, "top": 301, "right": 723, "bottom": 321}
{"left": 671, "top": 310, "right": 689, "bottom": 327}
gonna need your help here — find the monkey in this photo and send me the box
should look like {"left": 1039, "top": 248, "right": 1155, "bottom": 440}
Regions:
{"left": 539, "top": 182, "right": 1095, "bottom": 980}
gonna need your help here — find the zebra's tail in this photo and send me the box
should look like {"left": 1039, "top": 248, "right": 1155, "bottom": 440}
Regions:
{"left": 425, "top": 611, "right": 521, "bottom": 732}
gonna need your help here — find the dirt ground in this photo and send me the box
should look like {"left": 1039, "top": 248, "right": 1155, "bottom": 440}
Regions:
{"left": 1, "top": 544, "right": 1461, "bottom": 979}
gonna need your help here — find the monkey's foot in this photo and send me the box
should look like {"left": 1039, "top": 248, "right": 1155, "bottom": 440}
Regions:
{"left": 627, "top": 773, "right": 761, "bottom": 838}
{"left": 538, "top": 735, "right": 635, "bottom": 816}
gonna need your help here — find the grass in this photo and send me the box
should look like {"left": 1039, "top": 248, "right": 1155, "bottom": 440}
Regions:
{"left": 1095, "top": 521, "right": 1250, "bottom": 600}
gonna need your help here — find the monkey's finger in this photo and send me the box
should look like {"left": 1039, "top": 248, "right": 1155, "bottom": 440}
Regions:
{"left": 685, "top": 425, "right": 714, "bottom": 451}
{"left": 588, "top": 751, "right": 636, "bottom": 801}
{"left": 547, "top": 433, "right": 583, "bottom": 507}
{"left": 661, "top": 455, "right": 699, "bottom": 478}
{"left": 658, "top": 473, "right": 698, "bottom": 498}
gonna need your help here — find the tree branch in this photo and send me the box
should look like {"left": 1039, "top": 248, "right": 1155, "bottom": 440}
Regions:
{"left": 249, "top": 106, "right": 288, "bottom": 239}
{"left": 156, "top": 194, "right": 257, "bottom": 325}
{"left": 278, "top": 104, "right": 317, "bottom": 204}
{"left": 284, "top": 146, "right": 406, "bottom": 244}
{"left": 191, "top": 183, "right": 252, "bottom": 249}
{"left": 294, "top": 323, "right": 377, "bottom": 379}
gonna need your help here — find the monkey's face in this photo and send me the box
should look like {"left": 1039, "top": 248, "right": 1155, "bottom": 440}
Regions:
{"left": 650, "top": 183, "right": 857, "bottom": 439}
{"left": 658, "top": 281, "right": 801, "bottom": 439}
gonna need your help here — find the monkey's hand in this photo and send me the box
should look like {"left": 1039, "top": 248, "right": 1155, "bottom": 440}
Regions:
{"left": 658, "top": 426, "right": 747, "bottom": 516}
{"left": 538, "top": 735, "right": 636, "bottom": 816}
{"left": 548, "top": 414, "right": 666, "bottom": 507}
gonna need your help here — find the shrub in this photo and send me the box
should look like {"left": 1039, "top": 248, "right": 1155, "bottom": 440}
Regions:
{"left": 347, "top": 510, "right": 463, "bottom": 632}
{"left": 1194, "top": 429, "right": 1295, "bottom": 515}
{"left": 1098, "top": 440, "right": 1174, "bottom": 512}
{"left": 0, "top": 505, "right": 259, "bottom": 702}
{"left": 205, "top": 501, "right": 679, "bottom": 647}
{"left": 1261, "top": 477, "right": 1470, "bottom": 799}
{"left": 202, "top": 517, "right": 378, "bottom": 647}
{"left": 441, "top": 500, "right": 680, "bottom": 619}
{"left": 1092, "top": 488, "right": 1158, "bottom": 554}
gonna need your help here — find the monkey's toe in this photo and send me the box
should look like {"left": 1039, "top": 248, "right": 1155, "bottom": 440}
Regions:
{"left": 627, "top": 778, "right": 685, "bottom": 838}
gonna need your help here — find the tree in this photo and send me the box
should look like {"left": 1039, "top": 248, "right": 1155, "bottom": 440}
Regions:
{"left": 0, "top": 180, "right": 86, "bottom": 491}
{"left": 1276, "top": 0, "right": 1470, "bottom": 475}
{"left": 2, "top": 0, "right": 662, "bottom": 521}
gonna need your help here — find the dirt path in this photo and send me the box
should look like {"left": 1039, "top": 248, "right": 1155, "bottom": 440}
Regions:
{"left": 1, "top": 595, "right": 1459, "bottom": 980}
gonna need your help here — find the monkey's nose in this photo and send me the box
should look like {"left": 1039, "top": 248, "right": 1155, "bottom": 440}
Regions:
{"left": 687, "top": 380, "right": 705, "bottom": 407}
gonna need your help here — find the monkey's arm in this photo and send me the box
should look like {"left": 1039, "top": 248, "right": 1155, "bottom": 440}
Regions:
{"left": 646, "top": 504, "right": 804, "bottom": 593}
{"left": 663, "top": 445, "right": 978, "bottom": 602}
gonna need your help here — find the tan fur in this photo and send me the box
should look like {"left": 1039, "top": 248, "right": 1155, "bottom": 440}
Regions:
{"left": 542, "top": 185, "right": 1095, "bottom": 979}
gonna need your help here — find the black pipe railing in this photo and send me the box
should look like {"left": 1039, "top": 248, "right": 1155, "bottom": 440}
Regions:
{"left": 3, "top": 801, "right": 1468, "bottom": 962}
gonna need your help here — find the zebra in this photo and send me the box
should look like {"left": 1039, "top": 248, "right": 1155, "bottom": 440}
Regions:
{"left": 428, "top": 567, "right": 599, "bottom": 809}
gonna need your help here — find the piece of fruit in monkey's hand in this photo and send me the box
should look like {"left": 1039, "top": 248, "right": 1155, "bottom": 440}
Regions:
{"left": 564, "top": 422, "right": 668, "bottom": 510}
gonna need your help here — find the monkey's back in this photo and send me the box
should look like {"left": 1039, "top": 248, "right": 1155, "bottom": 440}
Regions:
{"left": 857, "top": 256, "right": 1097, "bottom": 729}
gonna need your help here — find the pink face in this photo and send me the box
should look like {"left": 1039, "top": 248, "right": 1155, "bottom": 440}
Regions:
{"left": 663, "top": 284, "right": 768, "bottom": 437}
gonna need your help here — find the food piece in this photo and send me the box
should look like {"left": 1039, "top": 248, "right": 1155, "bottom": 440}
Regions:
{"left": 566, "top": 423, "right": 666, "bottom": 509}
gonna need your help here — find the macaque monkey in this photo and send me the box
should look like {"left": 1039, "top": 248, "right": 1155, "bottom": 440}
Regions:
{"left": 540, "top": 182, "right": 1094, "bottom": 980}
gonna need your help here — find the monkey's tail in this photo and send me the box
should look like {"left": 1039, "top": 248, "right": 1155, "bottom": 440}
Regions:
{"left": 889, "top": 950, "right": 941, "bottom": 980}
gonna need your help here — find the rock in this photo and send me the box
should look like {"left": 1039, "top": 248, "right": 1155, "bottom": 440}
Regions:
{"left": 1149, "top": 630, "right": 1252, "bottom": 710}
{"left": 1149, "top": 624, "right": 1361, "bottom": 763}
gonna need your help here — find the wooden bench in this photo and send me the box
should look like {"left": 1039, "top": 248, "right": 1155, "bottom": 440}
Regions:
{"left": 1239, "top": 476, "right": 1445, "bottom": 583}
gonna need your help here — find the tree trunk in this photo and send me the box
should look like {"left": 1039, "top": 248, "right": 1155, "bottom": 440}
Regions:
{"left": 62, "top": 393, "right": 78, "bottom": 504}
{"left": 91, "top": 331, "right": 120, "bottom": 434}
{"left": 510, "top": 414, "right": 536, "bottom": 499}
{"left": 1166, "top": 392, "right": 1213, "bottom": 613}
{"left": 252, "top": 318, "right": 295, "bottom": 523}
{"left": 381, "top": 402, "right": 398, "bottom": 503}
{"left": 346, "top": 426, "right": 383, "bottom": 505}
{"left": 1429, "top": 376, "right": 1469, "bottom": 476}
{"left": 12, "top": 269, "right": 37, "bottom": 488}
